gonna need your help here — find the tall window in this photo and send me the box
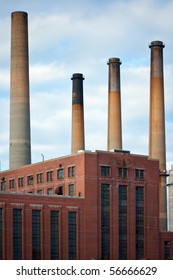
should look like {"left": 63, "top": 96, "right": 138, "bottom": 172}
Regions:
{"left": 68, "top": 166, "right": 75, "bottom": 177}
{"left": 9, "top": 179, "right": 15, "bottom": 189}
{"left": 13, "top": 209, "right": 22, "bottom": 260}
{"left": 47, "top": 188, "right": 53, "bottom": 195}
{"left": 101, "top": 166, "right": 110, "bottom": 177}
{"left": 32, "top": 210, "right": 41, "bottom": 260}
{"left": 136, "top": 187, "right": 144, "bottom": 259}
{"left": 119, "top": 185, "right": 127, "bottom": 260}
{"left": 1, "top": 181, "right": 6, "bottom": 191}
{"left": 27, "top": 175, "right": 33, "bottom": 185}
{"left": 57, "top": 169, "right": 64, "bottom": 179}
{"left": 37, "top": 173, "right": 43, "bottom": 184}
{"left": 18, "top": 177, "right": 24, "bottom": 188}
{"left": 47, "top": 171, "right": 53, "bottom": 182}
{"left": 68, "top": 212, "right": 76, "bottom": 259}
{"left": 69, "top": 184, "right": 75, "bottom": 197}
{"left": 101, "top": 184, "right": 110, "bottom": 259}
{"left": 51, "top": 211, "right": 59, "bottom": 260}
{"left": 0, "top": 209, "right": 2, "bottom": 260}
{"left": 164, "top": 241, "right": 170, "bottom": 260}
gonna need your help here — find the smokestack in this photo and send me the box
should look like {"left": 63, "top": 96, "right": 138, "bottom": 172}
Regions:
{"left": 71, "top": 73, "right": 85, "bottom": 154}
{"left": 9, "top": 11, "right": 31, "bottom": 169}
{"left": 107, "top": 58, "right": 122, "bottom": 151}
{"left": 149, "top": 40, "right": 167, "bottom": 230}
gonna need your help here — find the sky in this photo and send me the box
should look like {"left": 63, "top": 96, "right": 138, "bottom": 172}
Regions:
{"left": 0, "top": 0, "right": 173, "bottom": 171}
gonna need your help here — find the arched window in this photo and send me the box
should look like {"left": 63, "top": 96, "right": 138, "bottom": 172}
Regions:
{"left": 55, "top": 186, "right": 63, "bottom": 195}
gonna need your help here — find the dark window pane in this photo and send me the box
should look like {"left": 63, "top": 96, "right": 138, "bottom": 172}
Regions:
{"left": 68, "top": 212, "right": 76, "bottom": 259}
{"left": 13, "top": 209, "right": 22, "bottom": 260}
{"left": 51, "top": 211, "right": 59, "bottom": 260}
{"left": 32, "top": 210, "right": 41, "bottom": 260}
{"left": 101, "top": 184, "right": 110, "bottom": 259}
{"left": 119, "top": 185, "right": 127, "bottom": 260}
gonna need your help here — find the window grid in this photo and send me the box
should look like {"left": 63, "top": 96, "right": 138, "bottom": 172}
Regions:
{"left": 13, "top": 209, "right": 22, "bottom": 260}
{"left": 32, "top": 210, "right": 41, "bottom": 260}
{"left": 68, "top": 212, "right": 77, "bottom": 260}
{"left": 51, "top": 211, "right": 59, "bottom": 260}
{"left": 101, "top": 184, "right": 110, "bottom": 260}
{"left": 136, "top": 187, "right": 144, "bottom": 259}
{"left": 101, "top": 166, "right": 110, "bottom": 177}
{"left": 119, "top": 185, "right": 127, "bottom": 260}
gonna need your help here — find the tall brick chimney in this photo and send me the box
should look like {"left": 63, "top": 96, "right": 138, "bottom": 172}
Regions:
{"left": 107, "top": 58, "right": 122, "bottom": 151}
{"left": 9, "top": 11, "right": 31, "bottom": 169}
{"left": 71, "top": 73, "right": 85, "bottom": 154}
{"left": 149, "top": 40, "right": 167, "bottom": 230}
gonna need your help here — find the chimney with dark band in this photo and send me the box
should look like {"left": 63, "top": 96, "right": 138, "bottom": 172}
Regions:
{"left": 71, "top": 73, "right": 85, "bottom": 154}
{"left": 107, "top": 58, "right": 122, "bottom": 151}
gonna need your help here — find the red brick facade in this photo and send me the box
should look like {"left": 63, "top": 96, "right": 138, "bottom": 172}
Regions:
{"left": 0, "top": 150, "right": 173, "bottom": 259}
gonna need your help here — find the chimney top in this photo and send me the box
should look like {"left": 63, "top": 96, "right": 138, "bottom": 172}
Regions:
{"left": 107, "top": 57, "right": 122, "bottom": 65}
{"left": 149, "top": 40, "right": 165, "bottom": 48}
{"left": 71, "top": 73, "right": 84, "bottom": 80}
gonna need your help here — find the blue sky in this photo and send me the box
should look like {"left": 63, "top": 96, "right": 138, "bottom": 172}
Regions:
{"left": 0, "top": 0, "right": 173, "bottom": 171}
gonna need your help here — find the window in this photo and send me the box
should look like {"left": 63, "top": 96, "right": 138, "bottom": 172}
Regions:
{"left": 119, "top": 185, "right": 127, "bottom": 260}
{"left": 69, "top": 184, "right": 75, "bottom": 197}
{"left": 13, "top": 209, "right": 22, "bottom": 260}
{"left": 55, "top": 186, "right": 63, "bottom": 195}
{"left": 68, "top": 166, "right": 75, "bottom": 177}
{"left": 37, "top": 190, "right": 43, "bottom": 195}
{"left": 32, "top": 210, "right": 41, "bottom": 260}
{"left": 47, "top": 171, "right": 53, "bottom": 182}
{"left": 37, "top": 173, "right": 43, "bottom": 184}
{"left": 135, "top": 169, "right": 144, "bottom": 180}
{"left": 68, "top": 212, "right": 76, "bottom": 260}
{"left": 47, "top": 188, "right": 53, "bottom": 195}
{"left": 27, "top": 175, "right": 33, "bottom": 185}
{"left": 1, "top": 180, "right": 6, "bottom": 191}
{"left": 136, "top": 187, "right": 144, "bottom": 259}
{"left": 18, "top": 177, "right": 24, "bottom": 188}
{"left": 51, "top": 211, "right": 59, "bottom": 260}
{"left": 101, "top": 166, "right": 110, "bottom": 177}
{"left": 9, "top": 179, "right": 15, "bottom": 189}
{"left": 164, "top": 241, "right": 170, "bottom": 260}
{"left": 118, "top": 167, "right": 127, "bottom": 179}
{"left": 101, "top": 184, "right": 110, "bottom": 260}
{"left": 0, "top": 208, "right": 2, "bottom": 260}
{"left": 57, "top": 169, "right": 64, "bottom": 179}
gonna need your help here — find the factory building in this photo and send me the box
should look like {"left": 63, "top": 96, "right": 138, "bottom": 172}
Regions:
{"left": 0, "top": 11, "right": 173, "bottom": 260}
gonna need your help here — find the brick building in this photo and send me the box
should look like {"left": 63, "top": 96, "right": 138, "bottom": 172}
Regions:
{"left": 0, "top": 150, "right": 173, "bottom": 260}
{"left": 0, "top": 11, "right": 173, "bottom": 260}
